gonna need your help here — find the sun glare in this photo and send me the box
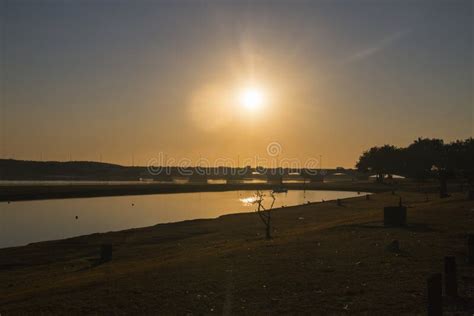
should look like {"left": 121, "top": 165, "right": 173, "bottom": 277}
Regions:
{"left": 240, "top": 196, "right": 258, "bottom": 206}
{"left": 239, "top": 87, "right": 266, "bottom": 111}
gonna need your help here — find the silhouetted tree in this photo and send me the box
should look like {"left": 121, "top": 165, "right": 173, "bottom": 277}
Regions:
{"left": 403, "top": 138, "right": 445, "bottom": 180}
{"left": 253, "top": 191, "right": 276, "bottom": 239}
{"left": 356, "top": 138, "right": 474, "bottom": 182}
{"left": 445, "top": 138, "right": 474, "bottom": 175}
{"left": 356, "top": 145, "right": 402, "bottom": 182}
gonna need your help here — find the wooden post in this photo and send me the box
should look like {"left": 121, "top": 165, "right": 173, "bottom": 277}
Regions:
{"left": 366, "top": 194, "right": 370, "bottom": 200}
{"left": 444, "top": 256, "right": 457, "bottom": 297}
{"left": 427, "top": 273, "right": 442, "bottom": 316}
{"left": 383, "top": 206, "right": 407, "bottom": 227}
{"left": 468, "top": 234, "right": 474, "bottom": 264}
{"left": 439, "top": 176, "right": 448, "bottom": 198}
{"left": 469, "top": 190, "right": 474, "bottom": 201}
{"left": 101, "top": 244, "right": 113, "bottom": 262}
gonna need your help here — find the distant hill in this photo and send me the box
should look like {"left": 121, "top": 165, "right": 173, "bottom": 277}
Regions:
{"left": 0, "top": 159, "right": 145, "bottom": 180}
{"left": 0, "top": 159, "right": 361, "bottom": 181}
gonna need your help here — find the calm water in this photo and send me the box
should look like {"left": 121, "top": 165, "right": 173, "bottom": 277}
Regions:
{"left": 0, "top": 190, "right": 365, "bottom": 249}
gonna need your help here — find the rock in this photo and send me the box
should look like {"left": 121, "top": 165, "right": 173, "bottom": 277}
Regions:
{"left": 385, "top": 240, "right": 400, "bottom": 252}
{"left": 100, "top": 244, "right": 113, "bottom": 262}
{"left": 384, "top": 206, "right": 407, "bottom": 227}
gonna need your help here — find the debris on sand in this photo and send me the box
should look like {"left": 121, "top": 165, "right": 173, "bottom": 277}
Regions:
{"left": 385, "top": 240, "right": 400, "bottom": 253}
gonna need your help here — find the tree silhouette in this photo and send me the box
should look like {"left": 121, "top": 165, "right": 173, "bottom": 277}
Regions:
{"left": 356, "top": 145, "right": 401, "bottom": 182}
{"left": 253, "top": 191, "right": 276, "bottom": 240}
{"left": 403, "top": 138, "right": 445, "bottom": 180}
{"left": 356, "top": 138, "right": 474, "bottom": 182}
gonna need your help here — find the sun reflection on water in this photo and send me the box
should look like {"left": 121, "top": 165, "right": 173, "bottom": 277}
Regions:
{"left": 239, "top": 196, "right": 258, "bottom": 206}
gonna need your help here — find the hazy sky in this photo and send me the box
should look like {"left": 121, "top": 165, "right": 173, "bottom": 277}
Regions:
{"left": 1, "top": 0, "right": 472, "bottom": 168}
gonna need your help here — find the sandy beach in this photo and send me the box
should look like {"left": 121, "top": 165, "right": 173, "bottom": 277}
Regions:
{"left": 1, "top": 186, "right": 473, "bottom": 314}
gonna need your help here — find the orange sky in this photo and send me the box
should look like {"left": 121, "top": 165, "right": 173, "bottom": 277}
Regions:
{"left": 1, "top": 1, "right": 472, "bottom": 168}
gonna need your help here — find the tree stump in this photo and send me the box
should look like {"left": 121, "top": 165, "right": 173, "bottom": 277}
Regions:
{"left": 444, "top": 256, "right": 457, "bottom": 297}
{"left": 468, "top": 234, "right": 474, "bottom": 264}
{"left": 383, "top": 206, "right": 407, "bottom": 227}
{"left": 439, "top": 177, "right": 448, "bottom": 198}
{"left": 101, "top": 244, "right": 113, "bottom": 262}
{"left": 427, "top": 273, "right": 442, "bottom": 316}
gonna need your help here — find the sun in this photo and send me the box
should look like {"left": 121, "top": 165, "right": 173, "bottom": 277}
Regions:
{"left": 238, "top": 87, "right": 266, "bottom": 111}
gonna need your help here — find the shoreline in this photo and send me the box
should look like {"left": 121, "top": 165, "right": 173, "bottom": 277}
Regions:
{"left": 0, "top": 181, "right": 394, "bottom": 202}
{"left": 1, "top": 190, "right": 370, "bottom": 250}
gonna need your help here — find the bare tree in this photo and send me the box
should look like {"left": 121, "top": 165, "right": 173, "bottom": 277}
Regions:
{"left": 253, "top": 190, "right": 276, "bottom": 240}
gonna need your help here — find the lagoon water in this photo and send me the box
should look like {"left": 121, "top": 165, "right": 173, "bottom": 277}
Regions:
{"left": 0, "top": 190, "right": 365, "bottom": 248}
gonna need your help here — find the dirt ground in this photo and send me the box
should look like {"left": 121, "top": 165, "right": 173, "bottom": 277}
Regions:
{"left": 1, "top": 189, "right": 473, "bottom": 315}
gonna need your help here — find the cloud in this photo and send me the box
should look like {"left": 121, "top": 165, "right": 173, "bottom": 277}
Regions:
{"left": 343, "top": 30, "right": 409, "bottom": 64}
